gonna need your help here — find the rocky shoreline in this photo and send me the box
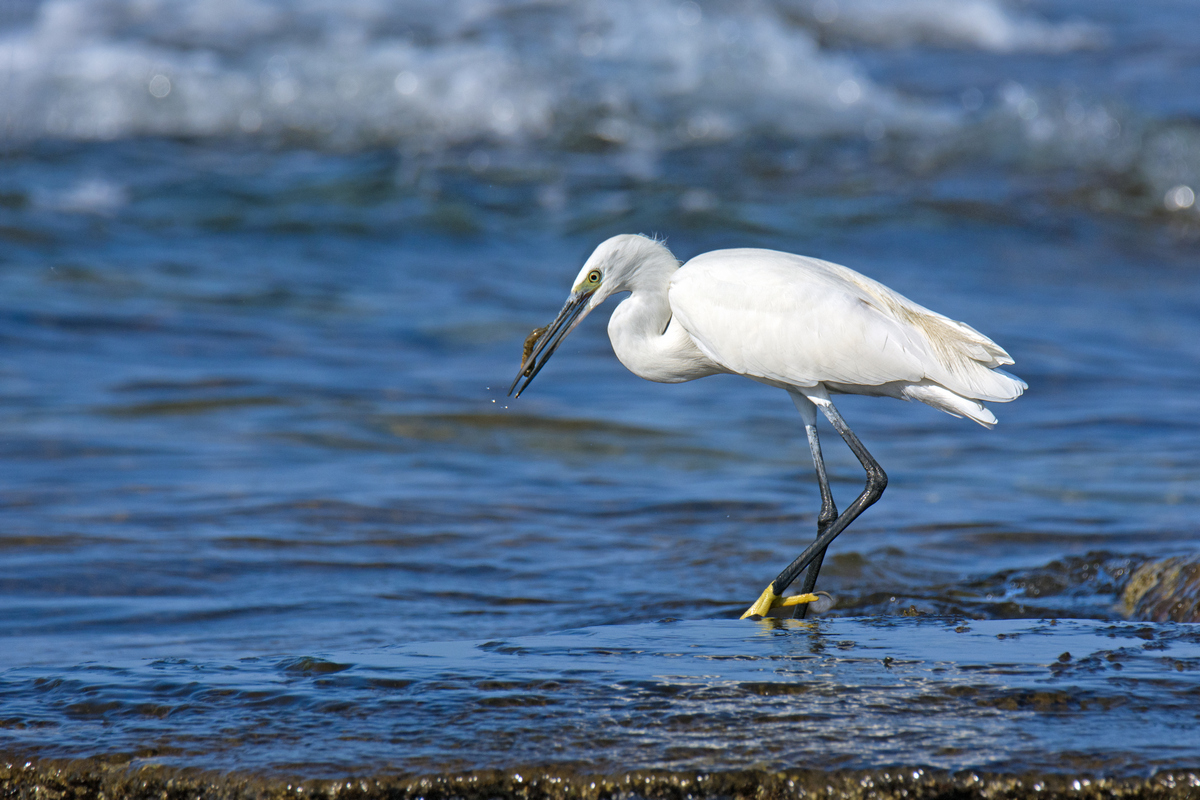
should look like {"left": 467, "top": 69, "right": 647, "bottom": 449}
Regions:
{"left": 4, "top": 760, "right": 1199, "bottom": 800}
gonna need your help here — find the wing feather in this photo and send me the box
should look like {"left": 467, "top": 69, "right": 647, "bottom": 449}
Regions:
{"left": 669, "top": 249, "right": 1024, "bottom": 403}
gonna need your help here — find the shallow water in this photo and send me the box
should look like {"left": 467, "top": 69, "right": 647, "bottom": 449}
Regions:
{"left": 4, "top": 618, "right": 1200, "bottom": 777}
{"left": 2, "top": 0, "right": 1200, "bottom": 778}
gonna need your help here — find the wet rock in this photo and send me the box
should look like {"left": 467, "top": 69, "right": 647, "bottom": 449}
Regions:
{"left": 1120, "top": 555, "right": 1200, "bottom": 622}
{"left": 3, "top": 760, "right": 1200, "bottom": 800}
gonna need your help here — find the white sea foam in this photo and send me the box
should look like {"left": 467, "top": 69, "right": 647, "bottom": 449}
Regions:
{"left": 1, "top": 0, "right": 1088, "bottom": 150}
{"left": 9, "top": 0, "right": 1189, "bottom": 205}
{"left": 35, "top": 177, "right": 129, "bottom": 214}
{"left": 781, "top": 0, "right": 1102, "bottom": 52}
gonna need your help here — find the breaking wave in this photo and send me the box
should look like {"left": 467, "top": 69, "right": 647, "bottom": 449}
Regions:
{"left": 1, "top": 0, "right": 1094, "bottom": 150}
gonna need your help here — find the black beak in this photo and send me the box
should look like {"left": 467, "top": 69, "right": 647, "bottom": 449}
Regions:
{"left": 509, "top": 290, "right": 594, "bottom": 397}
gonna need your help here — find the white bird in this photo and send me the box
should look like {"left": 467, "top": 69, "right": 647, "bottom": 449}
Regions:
{"left": 510, "top": 234, "right": 1025, "bottom": 619}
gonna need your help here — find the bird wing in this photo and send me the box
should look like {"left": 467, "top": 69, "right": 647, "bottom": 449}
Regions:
{"left": 669, "top": 249, "right": 1014, "bottom": 397}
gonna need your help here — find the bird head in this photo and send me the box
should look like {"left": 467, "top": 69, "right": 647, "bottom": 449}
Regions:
{"left": 508, "top": 234, "right": 673, "bottom": 397}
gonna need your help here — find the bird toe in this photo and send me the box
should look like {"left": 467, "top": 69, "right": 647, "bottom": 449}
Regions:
{"left": 740, "top": 585, "right": 818, "bottom": 619}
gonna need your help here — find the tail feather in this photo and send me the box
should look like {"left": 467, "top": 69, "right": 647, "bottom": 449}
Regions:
{"left": 943, "top": 364, "right": 1027, "bottom": 404}
{"left": 903, "top": 383, "right": 1000, "bottom": 428}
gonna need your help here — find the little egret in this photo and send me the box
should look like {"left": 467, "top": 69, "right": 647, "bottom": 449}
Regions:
{"left": 510, "top": 234, "right": 1025, "bottom": 619}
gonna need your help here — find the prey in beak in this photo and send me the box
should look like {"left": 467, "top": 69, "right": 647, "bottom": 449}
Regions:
{"left": 519, "top": 325, "right": 549, "bottom": 376}
{"left": 509, "top": 289, "right": 595, "bottom": 397}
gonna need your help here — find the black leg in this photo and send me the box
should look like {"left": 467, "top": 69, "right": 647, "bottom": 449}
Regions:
{"left": 795, "top": 418, "right": 838, "bottom": 619}
{"left": 768, "top": 395, "right": 887, "bottom": 601}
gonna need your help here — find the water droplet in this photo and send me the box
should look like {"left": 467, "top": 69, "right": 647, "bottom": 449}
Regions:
{"left": 394, "top": 71, "right": 418, "bottom": 96}
{"left": 239, "top": 109, "right": 262, "bottom": 133}
{"left": 468, "top": 150, "right": 490, "bottom": 172}
{"left": 148, "top": 74, "right": 171, "bottom": 98}
{"left": 1165, "top": 185, "right": 1195, "bottom": 210}
{"left": 837, "top": 79, "right": 861, "bottom": 105}
{"left": 813, "top": 0, "right": 839, "bottom": 24}
{"left": 677, "top": 2, "right": 702, "bottom": 27}
{"left": 492, "top": 99, "right": 514, "bottom": 123}
{"left": 579, "top": 32, "right": 603, "bottom": 57}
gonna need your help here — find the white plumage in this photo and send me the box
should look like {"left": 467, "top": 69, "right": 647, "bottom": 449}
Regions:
{"left": 511, "top": 233, "right": 1025, "bottom": 618}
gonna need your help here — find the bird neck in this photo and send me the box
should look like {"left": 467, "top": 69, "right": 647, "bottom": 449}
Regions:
{"left": 606, "top": 246, "right": 718, "bottom": 383}
{"left": 613, "top": 243, "right": 678, "bottom": 338}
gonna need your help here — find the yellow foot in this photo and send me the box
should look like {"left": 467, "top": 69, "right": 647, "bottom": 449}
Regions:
{"left": 739, "top": 584, "right": 819, "bottom": 619}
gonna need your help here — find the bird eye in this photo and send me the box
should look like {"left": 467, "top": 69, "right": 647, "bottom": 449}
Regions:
{"left": 587, "top": 270, "right": 601, "bottom": 284}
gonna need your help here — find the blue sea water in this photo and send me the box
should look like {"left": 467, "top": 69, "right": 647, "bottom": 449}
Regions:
{"left": 1, "top": 0, "right": 1199, "bottom": 777}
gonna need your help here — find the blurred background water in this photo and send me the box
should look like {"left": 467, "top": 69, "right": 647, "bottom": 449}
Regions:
{"left": 1, "top": 0, "right": 1199, "bottom": 777}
